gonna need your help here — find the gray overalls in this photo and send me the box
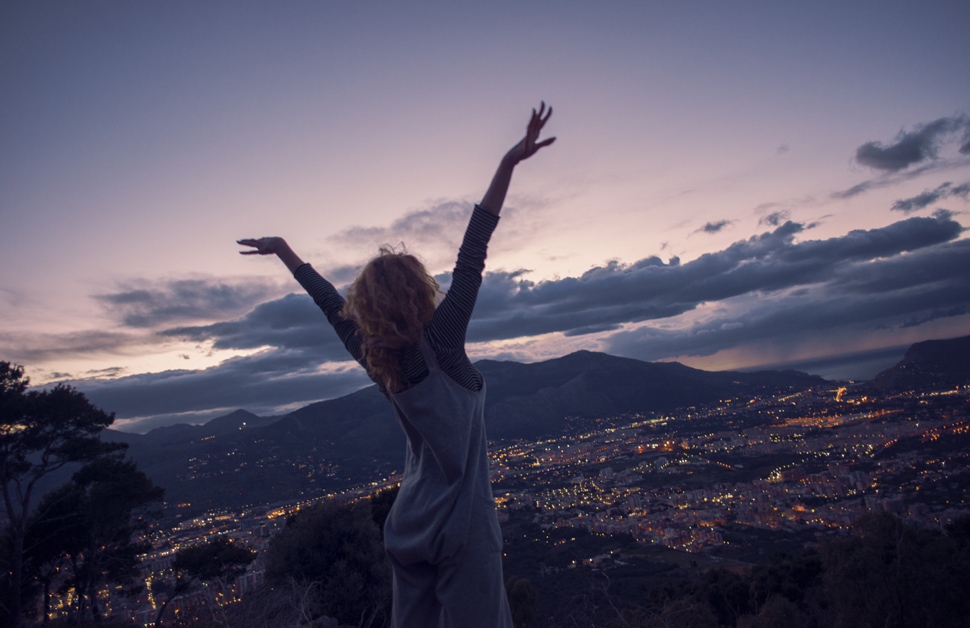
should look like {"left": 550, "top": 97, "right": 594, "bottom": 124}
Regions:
{"left": 384, "top": 339, "right": 514, "bottom": 628}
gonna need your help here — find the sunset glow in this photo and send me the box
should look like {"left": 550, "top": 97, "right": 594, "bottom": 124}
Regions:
{"left": 2, "top": 2, "right": 968, "bottom": 432}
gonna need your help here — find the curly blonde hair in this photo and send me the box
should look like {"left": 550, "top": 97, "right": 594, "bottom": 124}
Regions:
{"left": 342, "top": 246, "right": 442, "bottom": 392}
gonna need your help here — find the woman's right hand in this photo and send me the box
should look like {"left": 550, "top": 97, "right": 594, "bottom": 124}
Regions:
{"left": 237, "top": 237, "right": 306, "bottom": 272}
{"left": 503, "top": 102, "right": 556, "bottom": 166}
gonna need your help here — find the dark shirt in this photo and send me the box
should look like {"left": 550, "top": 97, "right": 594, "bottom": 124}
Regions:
{"left": 294, "top": 205, "right": 499, "bottom": 392}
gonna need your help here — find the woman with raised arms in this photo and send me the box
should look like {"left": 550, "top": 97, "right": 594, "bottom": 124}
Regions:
{"left": 238, "top": 103, "right": 555, "bottom": 628}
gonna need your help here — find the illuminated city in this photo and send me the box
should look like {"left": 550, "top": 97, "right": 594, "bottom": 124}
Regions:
{"left": 40, "top": 382, "right": 967, "bottom": 625}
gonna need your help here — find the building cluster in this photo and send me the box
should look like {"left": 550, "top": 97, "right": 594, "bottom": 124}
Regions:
{"left": 491, "top": 385, "right": 969, "bottom": 553}
{"left": 63, "top": 384, "right": 969, "bottom": 625}
{"left": 183, "top": 447, "right": 338, "bottom": 484}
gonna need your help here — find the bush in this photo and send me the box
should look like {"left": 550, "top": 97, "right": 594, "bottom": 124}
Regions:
{"left": 265, "top": 500, "right": 390, "bottom": 627}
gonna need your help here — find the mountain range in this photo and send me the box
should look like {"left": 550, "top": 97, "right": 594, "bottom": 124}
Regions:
{"left": 104, "top": 336, "right": 969, "bottom": 513}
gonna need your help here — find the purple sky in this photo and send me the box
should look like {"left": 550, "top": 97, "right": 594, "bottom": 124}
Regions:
{"left": 2, "top": 1, "right": 969, "bottom": 432}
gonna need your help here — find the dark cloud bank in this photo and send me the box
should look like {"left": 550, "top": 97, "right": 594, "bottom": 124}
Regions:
{"left": 79, "top": 210, "right": 969, "bottom": 432}
{"left": 96, "top": 278, "right": 278, "bottom": 328}
{"left": 479, "top": 211, "right": 969, "bottom": 378}
{"left": 68, "top": 115, "right": 970, "bottom": 431}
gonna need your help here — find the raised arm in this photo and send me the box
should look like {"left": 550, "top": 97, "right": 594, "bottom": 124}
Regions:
{"left": 238, "top": 236, "right": 365, "bottom": 363}
{"left": 427, "top": 104, "right": 556, "bottom": 356}
{"left": 236, "top": 237, "right": 305, "bottom": 273}
{"left": 479, "top": 102, "right": 555, "bottom": 216}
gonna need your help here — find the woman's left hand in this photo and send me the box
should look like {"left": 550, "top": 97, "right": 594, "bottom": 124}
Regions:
{"left": 237, "top": 237, "right": 286, "bottom": 255}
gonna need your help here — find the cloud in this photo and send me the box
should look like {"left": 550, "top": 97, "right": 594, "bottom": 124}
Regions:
{"left": 464, "top": 213, "right": 963, "bottom": 343}
{"left": 0, "top": 329, "right": 143, "bottom": 365}
{"left": 891, "top": 180, "right": 970, "bottom": 213}
{"left": 320, "top": 199, "right": 550, "bottom": 280}
{"left": 324, "top": 200, "right": 473, "bottom": 274}
{"left": 84, "top": 366, "right": 129, "bottom": 378}
{"left": 738, "top": 344, "right": 911, "bottom": 382}
{"left": 602, "top": 237, "right": 970, "bottom": 363}
{"left": 96, "top": 277, "right": 278, "bottom": 328}
{"left": 832, "top": 159, "right": 970, "bottom": 200}
{"left": 900, "top": 306, "right": 969, "bottom": 329}
{"left": 173, "top": 212, "right": 964, "bottom": 356}
{"left": 161, "top": 293, "right": 352, "bottom": 361}
{"left": 336, "top": 200, "right": 471, "bottom": 244}
{"left": 73, "top": 350, "right": 371, "bottom": 422}
{"left": 832, "top": 180, "right": 878, "bottom": 199}
{"left": 695, "top": 220, "right": 734, "bottom": 234}
{"left": 835, "top": 115, "right": 970, "bottom": 201}
{"left": 50, "top": 212, "right": 968, "bottom": 429}
{"left": 758, "top": 210, "right": 790, "bottom": 227}
{"left": 0, "top": 277, "right": 282, "bottom": 377}
{"left": 114, "top": 409, "right": 239, "bottom": 433}
{"left": 855, "top": 115, "right": 969, "bottom": 172}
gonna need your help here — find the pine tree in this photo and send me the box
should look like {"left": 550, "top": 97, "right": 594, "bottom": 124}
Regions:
{"left": 1, "top": 362, "right": 127, "bottom": 627}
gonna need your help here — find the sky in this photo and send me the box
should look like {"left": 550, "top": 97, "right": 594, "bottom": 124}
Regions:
{"left": 2, "top": 1, "right": 969, "bottom": 433}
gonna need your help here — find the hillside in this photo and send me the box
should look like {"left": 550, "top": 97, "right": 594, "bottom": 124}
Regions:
{"left": 871, "top": 334, "right": 970, "bottom": 391}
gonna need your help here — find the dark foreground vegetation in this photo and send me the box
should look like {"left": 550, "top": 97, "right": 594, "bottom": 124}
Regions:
{"left": 150, "top": 505, "right": 969, "bottom": 628}
{"left": 17, "top": 495, "right": 966, "bottom": 628}
{"left": 1, "top": 362, "right": 164, "bottom": 628}
{"left": 514, "top": 511, "right": 970, "bottom": 628}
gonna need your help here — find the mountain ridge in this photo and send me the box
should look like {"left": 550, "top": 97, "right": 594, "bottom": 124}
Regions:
{"left": 870, "top": 334, "right": 970, "bottom": 391}
{"left": 106, "top": 349, "right": 828, "bottom": 512}
{"left": 92, "top": 337, "right": 970, "bottom": 514}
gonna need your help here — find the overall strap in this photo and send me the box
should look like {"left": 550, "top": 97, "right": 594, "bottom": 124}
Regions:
{"left": 417, "top": 334, "right": 440, "bottom": 373}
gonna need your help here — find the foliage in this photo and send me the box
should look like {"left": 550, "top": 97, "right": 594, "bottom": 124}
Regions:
{"left": 165, "top": 537, "right": 256, "bottom": 627}
{"left": 746, "top": 550, "right": 822, "bottom": 614}
{"left": 219, "top": 584, "right": 312, "bottom": 628}
{"left": 524, "top": 512, "right": 970, "bottom": 628}
{"left": 819, "top": 511, "right": 970, "bottom": 628}
{"left": 265, "top": 499, "right": 390, "bottom": 627}
{"left": 505, "top": 576, "right": 537, "bottom": 628}
{"left": 175, "top": 537, "right": 256, "bottom": 583}
{"left": 620, "top": 596, "right": 719, "bottom": 628}
{"left": 23, "top": 482, "right": 88, "bottom": 621}
{"left": 694, "top": 567, "right": 753, "bottom": 626}
{"left": 0, "top": 362, "right": 128, "bottom": 628}
{"left": 737, "top": 595, "right": 808, "bottom": 628}
{"left": 151, "top": 577, "right": 192, "bottom": 628}
{"left": 30, "top": 457, "right": 164, "bottom": 625}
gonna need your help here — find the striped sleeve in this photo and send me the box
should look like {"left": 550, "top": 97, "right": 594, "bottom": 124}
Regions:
{"left": 293, "top": 264, "right": 364, "bottom": 363}
{"left": 425, "top": 205, "right": 499, "bottom": 389}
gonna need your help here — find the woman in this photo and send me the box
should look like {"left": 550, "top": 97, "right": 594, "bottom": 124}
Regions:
{"left": 238, "top": 103, "right": 554, "bottom": 628}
